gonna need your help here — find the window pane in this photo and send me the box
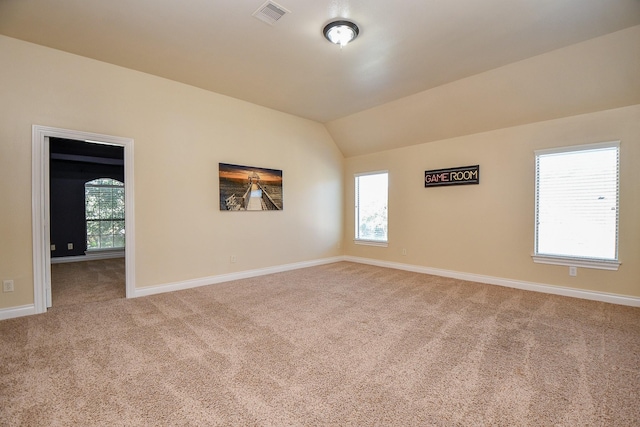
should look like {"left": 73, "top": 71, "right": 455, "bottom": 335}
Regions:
{"left": 86, "top": 220, "right": 100, "bottom": 236}
{"left": 355, "top": 172, "right": 388, "bottom": 241}
{"left": 87, "top": 232, "right": 100, "bottom": 250}
{"left": 113, "top": 188, "right": 125, "bottom": 217}
{"left": 85, "top": 187, "right": 100, "bottom": 219}
{"left": 113, "top": 235, "right": 125, "bottom": 248}
{"left": 535, "top": 144, "right": 618, "bottom": 260}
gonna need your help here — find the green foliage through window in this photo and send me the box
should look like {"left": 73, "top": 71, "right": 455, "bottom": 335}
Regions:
{"left": 85, "top": 178, "right": 125, "bottom": 250}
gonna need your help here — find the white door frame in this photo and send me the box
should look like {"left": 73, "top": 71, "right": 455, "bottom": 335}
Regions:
{"left": 32, "top": 125, "right": 135, "bottom": 314}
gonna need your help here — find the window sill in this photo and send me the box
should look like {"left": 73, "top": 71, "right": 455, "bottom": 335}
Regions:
{"left": 354, "top": 239, "right": 388, "bottom": 248}
{"left": 86, "top": 247, "right": 124, "bottom": 253}
{"left": 85, "top": 248, "right": 125, "bottom": 260}
{"left": 532, "top": 254, "right": 620, "bottom": 271}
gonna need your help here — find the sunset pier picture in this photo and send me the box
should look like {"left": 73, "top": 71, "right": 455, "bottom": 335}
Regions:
{"left": 219, "top": 163, "right": 283, "bottom": 211}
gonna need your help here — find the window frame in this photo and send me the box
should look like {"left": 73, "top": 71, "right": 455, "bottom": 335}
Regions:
{"left": 85, "top": 178, "right": 126, "bottom": 251}
{"left": 354, "top": 170, "right": 389, "bottom": 247}
{"left": 532, "top": 141, "right": 621, "bottom": 271}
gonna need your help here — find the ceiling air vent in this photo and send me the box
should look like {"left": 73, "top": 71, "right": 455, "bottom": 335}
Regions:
{"left": 252, "top": 1, "right": 290, "bottom": 25}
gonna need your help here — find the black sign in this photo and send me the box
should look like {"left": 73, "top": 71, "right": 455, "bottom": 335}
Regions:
{"left": 425, "top": 165, "right": 480, "bottom": 187}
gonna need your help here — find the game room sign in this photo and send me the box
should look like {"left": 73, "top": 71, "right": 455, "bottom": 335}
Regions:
{"left": 424, "top": 165, "right": 480, "bottom": 188}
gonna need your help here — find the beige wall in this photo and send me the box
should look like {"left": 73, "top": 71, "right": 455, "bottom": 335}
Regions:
{"left": 0, "top": 36, "right": 344, "bottom": 310}
{"left": 1, "top": 31, "right": 638, "bottom": 313}
{"left": 344, "top": 105, "right": 640, "bottom": 297}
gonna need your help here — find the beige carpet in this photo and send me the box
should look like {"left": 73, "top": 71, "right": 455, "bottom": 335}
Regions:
{"left": 1, "top": 262, "right": 638, "bottom": 426}
{"left": 51, "top": 258, "right": 126, "bottom": 308}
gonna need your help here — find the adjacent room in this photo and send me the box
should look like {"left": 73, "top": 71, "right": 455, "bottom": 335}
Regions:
{"left": 1, "top": 1, "right": 639, "bottom": 425}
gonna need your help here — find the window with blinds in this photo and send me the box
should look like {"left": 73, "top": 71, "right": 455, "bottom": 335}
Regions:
{"left": 355, "top": 171, "right": 388, "bottom": 244}
{"left": 85, "top": 178, "right": 125, "bottom": 250}
{"left": 534, "top": 141, "right": 619, "bottom": 265}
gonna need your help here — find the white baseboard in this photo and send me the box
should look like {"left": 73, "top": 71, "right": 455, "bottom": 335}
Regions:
{"left": 51, "top": 251, "right": 125, "bottom": 264}
{"left": 134, "top": 256, "right": 344, "bottom": 298}
{"left": 4, "top": 255, "right": 637, "bottom": 321}
{"left": 344, "top": 256, "right": 640, "bottom": 307}
{"left": 0, "top": 304, "right": 36, "bottom": 321}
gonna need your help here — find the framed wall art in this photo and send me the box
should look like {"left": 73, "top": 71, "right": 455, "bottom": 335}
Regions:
{"left": 219, "top": 163, "right": 283, "bottom": 211}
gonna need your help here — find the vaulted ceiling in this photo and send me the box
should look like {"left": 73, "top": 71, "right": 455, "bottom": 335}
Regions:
{"left": 1, "top": 0, "right": 639, "bottom": 156}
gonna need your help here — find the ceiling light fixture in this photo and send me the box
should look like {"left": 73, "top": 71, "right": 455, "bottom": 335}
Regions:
{"left": 323, "top": 20, "right": 359, "bottom": 47}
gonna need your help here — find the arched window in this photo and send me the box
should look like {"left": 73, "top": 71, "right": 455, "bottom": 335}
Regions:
{"left": 85, "top": 178, "right": 125, "bottom": 250}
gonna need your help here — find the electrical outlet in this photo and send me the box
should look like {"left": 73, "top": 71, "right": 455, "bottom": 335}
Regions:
{"left": 569, "top": 266, "right": 577, "bottom": 277}
{"left": 402, "top": 248, "right": 407, "bottom": 256}
{"left": 3, "top": 280, "right": 14, "bottom": 293}
{"left": 230, "top": 255, "right": 237, "bottom": 263}
{"left": 67, "top": 243, "right": 73, "bottom": 250}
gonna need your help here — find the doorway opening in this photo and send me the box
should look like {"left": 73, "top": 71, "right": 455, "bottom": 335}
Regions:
{"left": 32, "top": 125, "right": 135, "bottom": 313}
{"left": 49, "top": 138, "right": 126, "bottom": 307}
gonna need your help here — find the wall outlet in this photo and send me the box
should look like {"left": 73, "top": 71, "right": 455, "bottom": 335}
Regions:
{"left": 402, "top": 248, "right": 407, "bottom": 256}
{"left": 50, "top": 244, "right": 56, "bottom": 251}
{"left": 3, "top": 280, "right": 14, "bottom": 293}
{"left": 569, "top": 266, "right": 577, "bottom": 277}
{"left": 67, "top": 243, "right": 73, "bottom": 250}
{"left": 230, "top": 255, "right": 237, "bottom": 263}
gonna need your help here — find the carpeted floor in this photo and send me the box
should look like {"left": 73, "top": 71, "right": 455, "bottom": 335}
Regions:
{"left": 50, "top": 258, "right": 126, "bottom": 308}
{"left": 1, "top": 261, "right": 638, "bottom": 426}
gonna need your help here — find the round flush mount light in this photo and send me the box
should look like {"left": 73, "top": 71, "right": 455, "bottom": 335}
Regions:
{"left": 323, "top": 20, "right": 360, "bottom": 47}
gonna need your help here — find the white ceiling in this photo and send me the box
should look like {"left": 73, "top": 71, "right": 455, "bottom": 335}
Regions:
{"left": 1, "top": 0, "right": 639, "bottom": 156}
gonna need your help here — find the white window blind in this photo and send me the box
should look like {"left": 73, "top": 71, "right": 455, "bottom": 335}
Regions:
{"left": 535, "top": 142, "right": 619, "bottom": 262}
{"left": 355, "top": 171, "right": 388, "bottom": 243}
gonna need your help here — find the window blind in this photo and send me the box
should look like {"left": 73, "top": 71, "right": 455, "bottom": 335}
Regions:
{"left": 535, "top": 142, "right": 619, "bottom": 261}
